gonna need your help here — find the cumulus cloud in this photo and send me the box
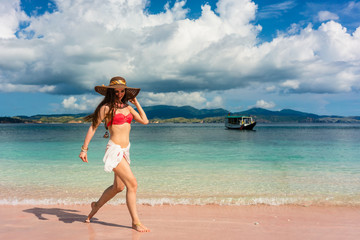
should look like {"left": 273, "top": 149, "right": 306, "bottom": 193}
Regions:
{"left": 281, "top": 80, "right": 300, "bottom": 90}
{"left": 0, "top": 0, "right": 360, "bottom": 110}
{"left": 205, "top": 95, "right": 224, "bottom": 108}
{"left": 0, "top": 0, "right": 28, "bottom": 39}
{"left": 62, "top": 95, "right": 103, "bottom": 112}
{"left": 253, "top": 99, "right": 276, "bottom": 109}
{"left": 317, "top": 11, "right": 339, "bottom": 22}
{"left": 140, "top": 91, "right": 223, "bottom": 109}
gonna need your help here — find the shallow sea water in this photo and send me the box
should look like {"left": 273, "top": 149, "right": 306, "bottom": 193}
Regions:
{"left": 0, "top": 123, "right": 359, "bottom": 206}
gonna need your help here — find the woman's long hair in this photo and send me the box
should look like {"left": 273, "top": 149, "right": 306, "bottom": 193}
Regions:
{"left": 84, "top": 89, "right": 129, "bottom": 128}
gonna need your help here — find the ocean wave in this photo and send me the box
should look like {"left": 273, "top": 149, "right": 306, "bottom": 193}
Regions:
{"left": 1, "top": 197, "right": 359, "bottom": 206}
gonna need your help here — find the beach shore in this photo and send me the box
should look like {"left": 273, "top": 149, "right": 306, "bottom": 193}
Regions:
{"left": 1, "top": 204, "right": 359, "bottom": 240}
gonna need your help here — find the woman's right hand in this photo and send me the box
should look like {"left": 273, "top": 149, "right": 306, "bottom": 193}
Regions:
{"left": 79, "top": 151, "right": 88, "bottom": 163}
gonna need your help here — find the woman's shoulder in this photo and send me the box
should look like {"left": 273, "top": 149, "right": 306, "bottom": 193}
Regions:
{"left": 127, "top": 105, "right": 136, "bottom": 113}
{"left": 100, "top": 104, "right": 111, "bottom": 113}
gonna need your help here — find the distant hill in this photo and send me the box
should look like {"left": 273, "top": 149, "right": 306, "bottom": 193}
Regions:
{"left": 16, "top": 113, "right": 88, "bottom": 120}
{"left": 236, "top": 108, "right": 319, "bottom": 117}
{"left": 234, "top": 108, "right": 360, "bottom": 123}
{"left": 234, "top": 108, "right": 319, "bottom": 123}
{"left": 1, "top": 105, "right": 359, "bottom": 123}
{"left": 0, "top": 117, "right": 25, "bottom": 123}
{"left": 142, "top": 105, "right": 228, "bottom": 119}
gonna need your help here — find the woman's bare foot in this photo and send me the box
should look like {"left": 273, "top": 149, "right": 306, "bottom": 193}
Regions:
{"left": 132, "top": 222, "right": 150, "bottom": 232}
{"left": 85, "top": 202, "right": 98, "bottom": 223}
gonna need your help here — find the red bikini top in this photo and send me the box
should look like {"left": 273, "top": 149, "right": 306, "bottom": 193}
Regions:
{"left": 107, "top": 112, "right": 133, "bottom": 127}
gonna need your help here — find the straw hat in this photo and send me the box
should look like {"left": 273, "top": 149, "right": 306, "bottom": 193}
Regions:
{"left": 94, "top": 76, "right": 140, "bottom": 100}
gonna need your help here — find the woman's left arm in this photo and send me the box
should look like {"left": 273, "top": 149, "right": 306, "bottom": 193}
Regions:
{"left": 129, "top": 98, "right": 149, "bottom": 125}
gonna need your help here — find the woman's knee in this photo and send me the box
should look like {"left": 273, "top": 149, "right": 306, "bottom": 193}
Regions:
{"left": 127, "top": 178, "right": 138, "bottom": 192}
{"left": 112, "top": 184, "right": 125, "bottom": 193}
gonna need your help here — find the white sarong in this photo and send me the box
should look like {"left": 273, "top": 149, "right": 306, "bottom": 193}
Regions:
{"left": 103, "top": 140, "right": 130, "bottom": 172}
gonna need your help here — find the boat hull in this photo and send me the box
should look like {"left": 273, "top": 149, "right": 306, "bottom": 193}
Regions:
{"left": 225, "top": 122, "right": 256, "bottom": 130}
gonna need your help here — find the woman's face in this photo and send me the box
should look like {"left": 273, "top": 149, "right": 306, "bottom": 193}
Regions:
{"left": 114, "top": 88, "right": 125, "bottom": 100}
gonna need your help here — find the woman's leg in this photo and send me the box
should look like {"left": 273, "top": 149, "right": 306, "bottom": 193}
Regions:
{"left": 85, "top": 174, "right": 125, "bottom": 222}
{"left": 113, "top": 158, "right": 150, "bottom": 232}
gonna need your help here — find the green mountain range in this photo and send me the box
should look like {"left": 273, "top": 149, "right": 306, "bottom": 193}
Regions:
{"left": 1, "top": 105, "right": 359, "bottom": 123}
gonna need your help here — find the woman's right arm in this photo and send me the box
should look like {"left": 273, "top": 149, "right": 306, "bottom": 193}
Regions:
{"left": 79, "top": 105, "right": 109, "bottom": 163}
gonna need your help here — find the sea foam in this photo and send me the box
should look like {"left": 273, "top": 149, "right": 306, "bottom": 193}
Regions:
{"left": 1, "top": 197, "right": 359, "bottom": 206}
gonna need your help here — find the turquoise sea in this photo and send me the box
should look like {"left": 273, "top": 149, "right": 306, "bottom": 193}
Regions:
{"left": 0, "top": 123, "right": 359, "bottom": 206}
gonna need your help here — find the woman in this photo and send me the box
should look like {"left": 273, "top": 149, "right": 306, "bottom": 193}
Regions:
{"left": 79, "top": 76, "right": 150, "bottom": 232}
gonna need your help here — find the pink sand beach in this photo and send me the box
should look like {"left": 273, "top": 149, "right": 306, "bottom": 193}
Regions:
{"left": 1, "top": 204, "right": 359, "bottom": 240}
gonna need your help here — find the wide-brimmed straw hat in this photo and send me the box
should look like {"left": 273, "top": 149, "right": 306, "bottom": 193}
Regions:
{"left": 94, "top": 76, "right": 140, "bottom": 100}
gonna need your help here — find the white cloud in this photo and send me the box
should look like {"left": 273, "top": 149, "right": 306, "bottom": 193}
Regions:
{"left": 0, "top": 0, "right": 28, "bottom": 39}
{"left": 62, "top": 95, "right": 103, "bottom": 112}
{"left": 253, "top": 100, "right": 276, "bottom": 109}
{"left": 265, "top": 85, "right": 276, "bottom": 92}
{"left": 206, "top": 96, "right": 224, "bottom": 108}
{"left": 0, "top": 0, "right": 261, "bottom": 94}
{"left": 257, "top": 0, "right": 296, "bottom": 19}
{"left": 61, "top": 91, "right": 224, "bottom": 112}
{"left": 141, "top": 91, "right": 206, "bottom": 107}
{"left": 287, "top": 23, "right": 301, "bottom": 34}
{"left": 62, "top": 96, "right": 81, "bottom": 110}
{"left": 0, "top": 0, "right": 359, "bottom": 108}
{"left": 281, "top": 80, "right": 299, "bottom": 89}
{"left": 318, "top": 11, "right": 339, "bottom": 22}
{"left": 140, "top": 91, "right": 224, "bottom": 109}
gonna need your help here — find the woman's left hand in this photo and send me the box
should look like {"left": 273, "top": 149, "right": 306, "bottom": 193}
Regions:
{"left": 128, "top": 97, "right": 149, "bottom": 124}
{"left": 129, "top": 97, "right": 138, "bottom": 105}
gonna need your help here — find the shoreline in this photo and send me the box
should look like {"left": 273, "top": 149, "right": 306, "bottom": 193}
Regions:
{"left": 1, "top": 201, "right": 360, "bottom": 207}
{"left": 2, "top": 195, "right": 360, "bottom": 207}
{"left": 1, "top": 204, "right": 359, "bottom": 240}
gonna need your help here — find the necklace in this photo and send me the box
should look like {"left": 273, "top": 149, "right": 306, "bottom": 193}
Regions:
{"left": 115, "top": 102, "right": 128, "bottom": 109}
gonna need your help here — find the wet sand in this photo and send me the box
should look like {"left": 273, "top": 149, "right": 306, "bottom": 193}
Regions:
{"left": 1, "top": 204, "right": 359, "bottom": 240}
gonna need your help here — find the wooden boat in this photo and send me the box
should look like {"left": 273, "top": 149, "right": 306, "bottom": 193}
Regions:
{"left": 225, "top": 115, "right": 256, "bottom": 130}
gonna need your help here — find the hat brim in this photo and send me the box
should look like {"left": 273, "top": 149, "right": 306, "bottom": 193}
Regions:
{"left": 94, "top": 85, "right": 140, "bottom": 100}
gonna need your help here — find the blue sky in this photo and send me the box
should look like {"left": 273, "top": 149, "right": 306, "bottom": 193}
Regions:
{"left": 1, "top": 0, "right": 360, "bottom": 116}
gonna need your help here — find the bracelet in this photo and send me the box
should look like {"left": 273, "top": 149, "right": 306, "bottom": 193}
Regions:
{"left": 81, "top": 145, "right": 88, "bottom": 153}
